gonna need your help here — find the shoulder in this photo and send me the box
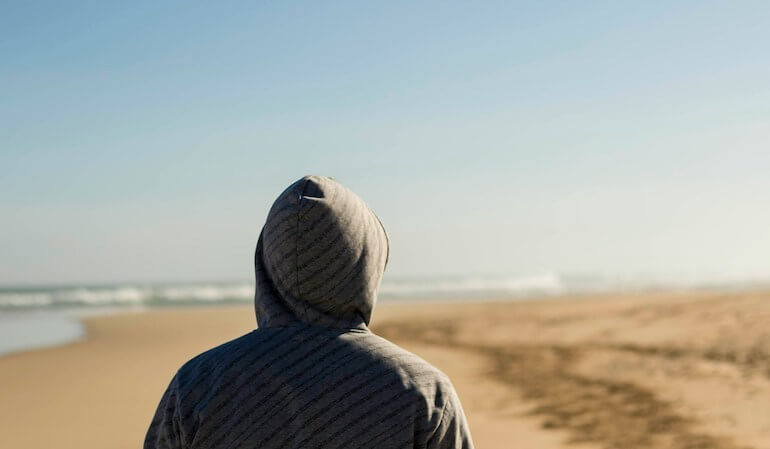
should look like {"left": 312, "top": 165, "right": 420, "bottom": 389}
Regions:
{"left": 173, "top": 326, "right": 339, "bottom": 388}
{"left": 357, "top": 332, "right": 461, "bottom": 437}
{"left": 173, "top": 330, "right": 262, "bottom": 389}
{"left": 353, "top": 331, "right": 456, "bottom": 399}
{"left": 374, "top": 333, "right": 449, "bottom": 372}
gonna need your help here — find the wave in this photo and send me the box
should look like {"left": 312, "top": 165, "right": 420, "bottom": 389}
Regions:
{"left": 379, "top": 273, "right": 565, "bottom": 298}
{"left": 0, "top": 283, "right": 255, "bottom": 310}
{"left": 1, "top": 273, "right": 765, "bottom": 310}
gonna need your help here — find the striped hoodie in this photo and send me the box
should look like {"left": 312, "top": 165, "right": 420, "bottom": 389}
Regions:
{"left": 144, "top": 175, "right": 474, "bottom": 449}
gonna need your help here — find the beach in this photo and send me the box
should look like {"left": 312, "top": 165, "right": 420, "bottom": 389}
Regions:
{"left": 2, "top": 291, "right": 770, "bottom": 449}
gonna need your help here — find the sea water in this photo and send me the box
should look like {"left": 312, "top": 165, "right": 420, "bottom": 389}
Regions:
{"left": 0, "top": 273, "right": 761, "bottom": 356}
{"left": 0, "top": 310, "right": 85, "bottom": 356}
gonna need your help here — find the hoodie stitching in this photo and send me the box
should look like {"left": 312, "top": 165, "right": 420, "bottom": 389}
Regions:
{"left": 297, "top": 177, "right": 312, "bottom": 320}
{"left": 370, "top": 207, "right": 390, "bottom": 269}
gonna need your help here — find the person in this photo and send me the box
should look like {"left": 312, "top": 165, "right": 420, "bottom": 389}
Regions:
{"left": 144, "top": 175, "right": 474, "bottom": 449}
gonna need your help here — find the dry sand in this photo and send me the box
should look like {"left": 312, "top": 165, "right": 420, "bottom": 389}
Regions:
{"left": 2, "top": 291, "right": 770, "bottom": 449}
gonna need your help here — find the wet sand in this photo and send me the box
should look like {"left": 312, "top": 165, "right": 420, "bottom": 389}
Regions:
{"left": 2, "top": 291, "right": 770, "bottom": 449}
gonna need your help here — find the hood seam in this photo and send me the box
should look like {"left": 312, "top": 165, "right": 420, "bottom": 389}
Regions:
{"left": 297, "top": 177, "right": 311, "bottom": 321}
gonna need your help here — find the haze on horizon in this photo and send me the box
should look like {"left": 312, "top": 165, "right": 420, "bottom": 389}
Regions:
{"left": 2, "top": 1, "right": 770, "bottom": 286}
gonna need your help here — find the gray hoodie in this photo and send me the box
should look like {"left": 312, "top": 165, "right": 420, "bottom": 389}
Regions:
{"left": 144, "top": 175, "right": 474, "bottom": 449}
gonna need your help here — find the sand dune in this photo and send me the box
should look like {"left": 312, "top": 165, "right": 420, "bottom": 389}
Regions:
{"left": 1, "top": 291, "right": 769, "bottom": 448}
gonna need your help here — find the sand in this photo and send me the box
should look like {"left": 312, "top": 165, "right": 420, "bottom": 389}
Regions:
{"left": 2, "top": 291, "right": 770, "bottom": 449}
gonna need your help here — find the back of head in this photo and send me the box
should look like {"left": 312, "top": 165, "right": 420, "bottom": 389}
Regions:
{"left": 147, "top": 176, "right": 475, "bottom": 449}
{"left": 254, "top": 175, "right": 389, "bottom": 329}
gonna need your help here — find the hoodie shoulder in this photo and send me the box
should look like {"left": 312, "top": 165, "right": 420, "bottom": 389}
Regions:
{"left": 356, "top": 332, "right": 465, "bottom": 443}
{"left": 174, "top": 331, "right": 259, "bottom": 386}
{"left": 363, "top": 332, "right": 452, "bottom": 383}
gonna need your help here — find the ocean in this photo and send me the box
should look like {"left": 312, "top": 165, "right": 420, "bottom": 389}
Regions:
{"left": 0, "top": 273, "right": 763, "bottom": 356}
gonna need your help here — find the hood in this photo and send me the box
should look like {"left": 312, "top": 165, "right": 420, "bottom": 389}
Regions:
{"left": 254, "top": 175, "right": 389, "bottom": 329}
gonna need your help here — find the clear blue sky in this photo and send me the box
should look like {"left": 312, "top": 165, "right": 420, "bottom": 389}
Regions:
{"left": 2, "top": 1, "right": 770, "bottom": 284}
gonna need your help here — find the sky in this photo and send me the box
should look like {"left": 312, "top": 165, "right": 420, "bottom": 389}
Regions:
{"left": 2, "top": 1, "right": 770, "bottom": 285}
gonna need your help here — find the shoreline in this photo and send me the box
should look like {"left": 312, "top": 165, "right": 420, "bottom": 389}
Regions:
{"left": 0, "top": 287, "right": 763, "bottom": 358}
{"left": 0, "top": 309, "right": 86, "bottom": 357}
{"left": 0, "top": 290, "right": 684, "bottom": 358}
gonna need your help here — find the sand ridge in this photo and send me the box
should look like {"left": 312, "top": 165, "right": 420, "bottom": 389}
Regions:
{"left": 373, "top": 292, "right": 770, "bottom": 449}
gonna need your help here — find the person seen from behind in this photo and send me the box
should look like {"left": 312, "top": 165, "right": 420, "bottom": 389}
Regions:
{"left": 145, "top": 175, "right": 474, "bottom": 449}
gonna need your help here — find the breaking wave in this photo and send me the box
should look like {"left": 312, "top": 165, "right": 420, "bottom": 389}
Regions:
{"left": 0, "top": 283, "right": 255, "bottom": 310}
{"left": 1, "top": 272, "right": 764, "bottom": 310}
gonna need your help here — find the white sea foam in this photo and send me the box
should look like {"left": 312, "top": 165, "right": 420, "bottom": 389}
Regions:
{"left": 60, "top": 287, "right": 147, "bottom": 305}
{"left": 0, "top": 283, "right": 255, "bottom": 310}
{"left": 158, "top": 284, "right": 254, "bottom": 302}
{"left": 379, "top": 273, "right": 565, "bottom": 297}
{"left": 0, "top": 275, "right": 565, "bottom": 310}
{"left": 1, "top": 273, "right": 767, "bottom": 311}
{"left": 0, "top": 292, "right": 54, "bottom": 307}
